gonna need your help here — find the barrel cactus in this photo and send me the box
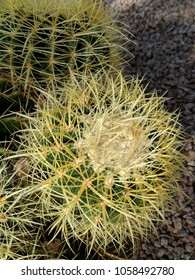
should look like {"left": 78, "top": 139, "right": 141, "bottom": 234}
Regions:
{"left": 0, "top": 0, "right": 131, "bottom": 98}
{"left": 0, "top": 0, "right": 132, "bottom": 138}
{"left": 9, "top": 73, "right": 186, "bottom": 258}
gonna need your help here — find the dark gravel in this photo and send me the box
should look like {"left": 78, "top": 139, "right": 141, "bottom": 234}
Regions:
{"left": 104, "top": 0, "right": 195, "bottom": 260}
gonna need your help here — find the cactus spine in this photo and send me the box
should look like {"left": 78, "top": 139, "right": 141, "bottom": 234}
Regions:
{"left": 0, "top": 0, "right": 132, "bottom": 137}
{"left": 11, "top": 73, "right": 186, "bottom": 257}
{"left": 0, "top": 0, "right": 130, "bottom": 96}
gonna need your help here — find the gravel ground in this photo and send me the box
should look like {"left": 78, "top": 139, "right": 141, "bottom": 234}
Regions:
{"left": 104, "top": 0, "right": 195, "bottom": 260}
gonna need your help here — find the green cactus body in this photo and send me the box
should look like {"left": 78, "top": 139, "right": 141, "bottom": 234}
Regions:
{"left": 0, "top": 77, "right": 27, "bottom": 139}
{"left": 0, "top": 155, "right": 56, "bottom": 259}
{"left": 0, "top": 0, "right": 132, "bottom": 137}
{"left": 0, "top": 0, "right": 130, "bottom": 96}
{"left": 12, "top": 73, "right": 186, "bottom": 257}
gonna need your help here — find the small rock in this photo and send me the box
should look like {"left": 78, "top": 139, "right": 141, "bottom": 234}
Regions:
{"left": 157, "top": 248, "right": 166, "bottom": 258}
{"left": 154, "top": 240, "right": 161, "bottom": 248}
{"left": 186, "top": 217, "right": 195, "bottom": 228}
{"left": 174, "top": 246, "right": 182, "bottom": 256}
{"left": 185, "top": 245, "right": 193, "bottom": 253}
{"left": 173, "top": 217, "right": 183, "bottom": 233}
{"left": 187, "top": 161, "right": 195, "bottom": 167}
{"left": 188, "top": 151, "right": 195, "bottom": 160}
{"left": 184, "top": 103, "right": 194, "bottom": 111}
{"left": 160, "top": 237, "right": 169, "bottom": 247}
{"left": 184, "top": 206, "right": 193, "bottom": 213}
{"left": 188, "top": 235, "right": 195, "bottom": 244}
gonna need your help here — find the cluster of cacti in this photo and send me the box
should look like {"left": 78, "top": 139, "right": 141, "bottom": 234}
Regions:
{"left": 0, "top": 0, "right": 186, "bottom": 260}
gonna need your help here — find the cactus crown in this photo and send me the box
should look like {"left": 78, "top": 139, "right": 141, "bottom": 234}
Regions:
{"left": 11, "top": 73, "right": 185, "bottom": 256}
{"left": 78, "top": 113, "right": 147, "bottom": 178}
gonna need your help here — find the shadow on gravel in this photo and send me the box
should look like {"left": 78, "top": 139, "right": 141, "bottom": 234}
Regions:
{"left": 110, "top": 0, "right": 195, "bottom": 260}
{"left": 121, "top": 0, "right": 195, "bottom": 134}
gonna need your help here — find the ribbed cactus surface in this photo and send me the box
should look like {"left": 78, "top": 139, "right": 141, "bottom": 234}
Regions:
{"left": 0, "top": 0, "right": 128, "bottom": 95}
{"left": 11, "top": 73, "right": 185, "bottom": 256}
{"left": 0, "top": 0, "right": 131, "bottom": 138}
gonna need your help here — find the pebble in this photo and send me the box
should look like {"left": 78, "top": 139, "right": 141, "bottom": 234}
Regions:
{"left": 160, "top": 237, "right": 169, "bottom": 247}
{"left": 157, "top": 248, "right": 166, "bottom": 258}
{"left": 188, "top": 151, "right": 195, "bottom": 160}
{"left": 187, "top": 161, "right": 195, "bottom": 167}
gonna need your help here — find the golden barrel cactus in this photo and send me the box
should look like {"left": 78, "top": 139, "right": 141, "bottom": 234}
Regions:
{"left": 10, "top": 73, "right": 186, "bottom": 257}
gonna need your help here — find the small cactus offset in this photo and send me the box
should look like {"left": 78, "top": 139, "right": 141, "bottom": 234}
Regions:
{"left": 0, "top": 0, "right": 131, "bottom": 98}
{"left": 11, "top": 73, "right": 186, "bottom": 257}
